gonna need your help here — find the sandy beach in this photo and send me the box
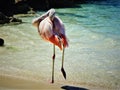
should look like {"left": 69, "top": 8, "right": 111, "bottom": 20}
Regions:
{"left": 0, "top": 74, "right": 63, "bottom": 90}
{"left": 0, "top": 74, "right": 94, "bottom": 90}
{"left": 0, "top": 74, "right": 111, "bottom": 90}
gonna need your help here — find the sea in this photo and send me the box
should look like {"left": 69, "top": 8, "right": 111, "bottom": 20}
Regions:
{"left": 0, "top": 0, "right": 120, "bottom": 89}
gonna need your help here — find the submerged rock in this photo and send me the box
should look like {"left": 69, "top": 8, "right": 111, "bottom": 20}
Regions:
{"left": 0, "top": 38, "right": 4, "bottom": 46}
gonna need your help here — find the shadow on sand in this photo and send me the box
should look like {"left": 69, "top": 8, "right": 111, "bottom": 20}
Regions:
{"left": 61, "top": 85, "right": 89, "bottom": 90}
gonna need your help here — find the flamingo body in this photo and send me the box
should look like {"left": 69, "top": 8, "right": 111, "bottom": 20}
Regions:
{"left": 39, "top": 16, "right": 68, "bottom": 50}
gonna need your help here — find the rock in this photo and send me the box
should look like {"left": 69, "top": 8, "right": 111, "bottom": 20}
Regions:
{"left": 0, "top": 12, "right": 22, "bottom": 24}
{"left": 27, "top": 8, "right": 35, "bottom": 14}
{"left": 14, "top": 0, "right": 30, "bottom": 14}
{"left": 0, "top": 0, "right": 15, "bottom": 16}
{"left": 0, "top": 12, "right": 9, "bottom": 24}
{"left": 0, "top": 38, "right": 4, "bottom": 46}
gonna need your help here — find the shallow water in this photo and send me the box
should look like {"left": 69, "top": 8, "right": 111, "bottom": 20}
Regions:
{"left": 0, "top": 2, "right": 120, "bottom": 89}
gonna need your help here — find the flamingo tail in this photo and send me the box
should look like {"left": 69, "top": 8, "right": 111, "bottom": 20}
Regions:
{"left": 48, "top": 34, "right": 68, "bottom": 50}
{"left": 49, "top": 35, "right": 62, "bottom": 50}
{"left": 61, "top": 34, "right": 68, "bottom": 48}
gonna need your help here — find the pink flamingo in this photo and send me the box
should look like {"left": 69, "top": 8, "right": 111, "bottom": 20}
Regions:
{"left": 32, "top": 9, "right": 68, "bottom": 83}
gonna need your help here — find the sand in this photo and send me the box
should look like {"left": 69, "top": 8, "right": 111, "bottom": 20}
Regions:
{"left": 0, "top": 74, "right": 109, "bottom": 90}
{"left": 0, "top": 75, "right": 63, "bottom": 90}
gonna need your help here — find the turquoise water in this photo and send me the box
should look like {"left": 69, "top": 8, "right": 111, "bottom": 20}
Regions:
{"left": 0, "top": 3, "right": 120, "bottom": 89}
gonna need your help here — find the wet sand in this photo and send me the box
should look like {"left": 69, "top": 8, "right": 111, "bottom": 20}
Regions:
{"left": 0, "top": 74, "right": 110, "bottom": 90}
{"left": 0, "top": 75, "right": 62, "bottom": 90}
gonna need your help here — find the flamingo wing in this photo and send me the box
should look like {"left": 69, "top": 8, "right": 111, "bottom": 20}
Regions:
{"left": 53, "top": 16, "right": 68, "bottom": 48}
{"left": 39, "top": 17, "right": 53, "bottom": 40}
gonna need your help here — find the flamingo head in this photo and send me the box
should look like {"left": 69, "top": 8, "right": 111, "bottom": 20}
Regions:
{"left": 32, "top": 17, "right": 40, "bottom": 27}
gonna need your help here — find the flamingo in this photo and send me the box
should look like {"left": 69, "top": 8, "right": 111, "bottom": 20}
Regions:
{"left": 32, "top": 9, "right": 68, "bottom": 83}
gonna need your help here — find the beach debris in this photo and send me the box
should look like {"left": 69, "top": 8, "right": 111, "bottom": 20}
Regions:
{"left": 9, "top": 16, "right": 22, "bottom": 23}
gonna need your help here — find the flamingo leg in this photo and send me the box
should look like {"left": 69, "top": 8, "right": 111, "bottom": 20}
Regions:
{"left": 61, "top": 47, "right": 66, "bottom": 79}
{"left": 51, "top": 44, "right": 55, "bottom": 83}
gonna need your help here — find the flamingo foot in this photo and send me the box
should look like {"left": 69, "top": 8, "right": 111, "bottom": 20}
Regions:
{"left": 61, "top": 67, "right": 66, "bottom": 79}
{"left": 51, "top": 79, "right": 54, "bottom": 84}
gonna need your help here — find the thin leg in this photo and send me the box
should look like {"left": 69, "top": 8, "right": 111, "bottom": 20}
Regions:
{"left": 51, "top": 45, "right": 55, "bottom": 83}
{"left": 61, "top": 47, "right": 66, "bottom": 79}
